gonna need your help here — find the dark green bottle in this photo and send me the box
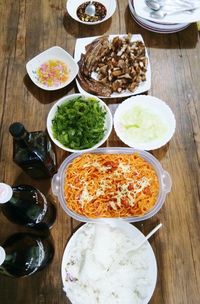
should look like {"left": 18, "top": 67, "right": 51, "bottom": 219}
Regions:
{"left": 0, "top": 233, "right": 54, "bottom": 277}
{"left": 9, "top": 122, "right": 57, "bottom": 179}
{"left": 0, "top": 183, "right": 56, "bottom": 228}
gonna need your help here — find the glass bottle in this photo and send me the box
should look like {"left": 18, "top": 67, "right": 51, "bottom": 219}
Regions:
{"left": 0, "top": 232, "right": 54, "bottom": 277}
{"left": 0, "top": 183, "right": 56, "bottom": 228}
{"left": 9, "top": 122, "right": 57, "bottom": 179}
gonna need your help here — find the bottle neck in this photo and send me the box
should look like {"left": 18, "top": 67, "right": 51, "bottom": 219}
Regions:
{"left": 0, "top": 183, "right": 13, "bottom": 204}
{"left": 0, "top": 246, "right": 6, "bottom": 266}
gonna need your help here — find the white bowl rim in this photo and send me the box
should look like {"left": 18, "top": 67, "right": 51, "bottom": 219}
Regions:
{"left": 66, "top": 0, "right": 117, "bottom": 25}
{"left": 47, "top": 93, "right": 113, "bottom": 152}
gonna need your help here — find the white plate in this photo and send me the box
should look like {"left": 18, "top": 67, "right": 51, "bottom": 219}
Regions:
{"left": 61, "top": 221, "right": 157, "bottom": 304}
{"left": 74, "top": 34, "right": 151, "bottom": 98}
{"left": 26, "top": 46, "right": 79, "bottom": 91}
{"left": 129, "top": 2, "right": 189, "bottom": 33}
{"left": 132, "top": 17, "right": 189, "bottom": 33}
{"left": 114, "top": 95, "right": 176, "bottom": 151}
{"left": 134, "top": 0, "right": 200, "bottom": 24}
{"left": 129, "top": 0, "right": 189, "bottom": 31}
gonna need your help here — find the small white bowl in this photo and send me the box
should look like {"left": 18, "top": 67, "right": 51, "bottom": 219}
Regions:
{"left": 114, "top": 95, "right": 176, "bottom": 151}
{"left": 47, "top": 93, "right": 113, "bottom": 152}
{"left": 26, "top": 46, "right": 79, "bottom": 91}
{"left": 66, "top": 0, "right": 117, "bottom": 25}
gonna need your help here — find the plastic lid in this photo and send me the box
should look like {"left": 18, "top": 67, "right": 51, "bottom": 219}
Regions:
{"left": 9, "top": 122, "right": 26, "bottom": 138}
{"left": 0, "top": 183, "right": 13, "bottom": 204}
{"left": 0, "top": 246, "right": 6, "bottom": 266}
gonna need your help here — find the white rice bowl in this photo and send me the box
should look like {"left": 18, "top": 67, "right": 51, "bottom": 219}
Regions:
{"left": 61, "top": 221, "right": 157, "bottom": 304}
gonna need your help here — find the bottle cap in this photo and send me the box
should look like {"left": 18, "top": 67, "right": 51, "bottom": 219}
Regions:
{"left": 0, "top": 246, "right": 6, "bottom": 266}
{"left": 0, "top": 183, "right": 13, "bottom": 204}
{"left": 9, "top": 122, "right": 26, "bottom": 138}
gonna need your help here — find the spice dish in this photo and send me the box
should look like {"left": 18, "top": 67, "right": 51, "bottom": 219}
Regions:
{"left": 26, "top": 46, "right": 78, "bottom": 91}
{"left": 61, "top": 221, "right": 157, "bottom": 304}
{"left": 51, "top": 147, "right": 172, "bottom": 222}
{"left": 66, "top": 0, "right": 116, "bottom": 25}
{"left": 74, "top": 34, "right": 151, "bottom": 98}
{"left": 77, "top": 1, "right": 107, "bottom": 23}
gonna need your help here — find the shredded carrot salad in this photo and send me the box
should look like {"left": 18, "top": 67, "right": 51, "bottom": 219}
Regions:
{"left": 64, "top": 153, "right": 159, "bottom": 218}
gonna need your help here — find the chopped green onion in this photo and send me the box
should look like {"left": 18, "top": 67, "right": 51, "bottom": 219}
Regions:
{"left": 52, "top": 96, "right": 107, "bottom": 150}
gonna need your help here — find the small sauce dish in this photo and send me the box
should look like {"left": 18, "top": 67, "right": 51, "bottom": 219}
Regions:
{"left": 66, "top": 0, "right": 117, "bottom": 25}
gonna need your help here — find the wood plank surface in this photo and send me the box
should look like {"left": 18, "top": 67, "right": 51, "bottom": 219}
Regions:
{"left": 0, "top": 0, "right": 199, "bottom": 303}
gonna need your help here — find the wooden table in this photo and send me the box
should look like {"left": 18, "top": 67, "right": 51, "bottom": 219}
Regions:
{"left": 0, "top": 1, "right": 199, "bottom": 303}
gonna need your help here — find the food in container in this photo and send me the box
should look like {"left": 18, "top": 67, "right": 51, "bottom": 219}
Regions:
{"left": 74, "top": 34, "right": 151, "bottom": 98}
{"left": 114, "top": 95, "right": 176, "bottom": 150}
{"left": 26, "top": 46, "right": 78, "bottom": 91}
{"left": 76, "top": 1, "right": 107, "bottom": 22}
{"left": 47, "top": 94, "right": 113, "bottom": 153}
{"left": 52, "top": 147, "right": 172, "bottom": 222}
{"left": 66, "top": 0, "right": 116, "bottom": 25}
{"left": 64, "top": 153, "right": 159, "bottom": 218}
{"left": 76, "top": 34, "right": 149, "bottom": 97}
{"left": 61, "top": 221, "right": 157, "bottom": 304}
{"left": 36, "top": 59, "right": 69, "bottom": 88}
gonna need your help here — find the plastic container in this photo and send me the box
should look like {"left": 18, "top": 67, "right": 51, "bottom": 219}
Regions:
{"left": 51, "top": 147, "right": 172, "bottom": 222}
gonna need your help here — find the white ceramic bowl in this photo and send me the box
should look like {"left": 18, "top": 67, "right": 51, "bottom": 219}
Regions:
{"left": 26, "top": 46, "right": 79, "bottom": 91}
{"left": 61, "top": 221, "right": 157, "bottom": 304}
{"left": 66, "top": 0, "right": 117, "bottom": 25}
{"left": 114, "top": 95, "right": 176, "bottom": 151}
{"left": 47, "top": 93, "right": 113, "bottom": 152}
